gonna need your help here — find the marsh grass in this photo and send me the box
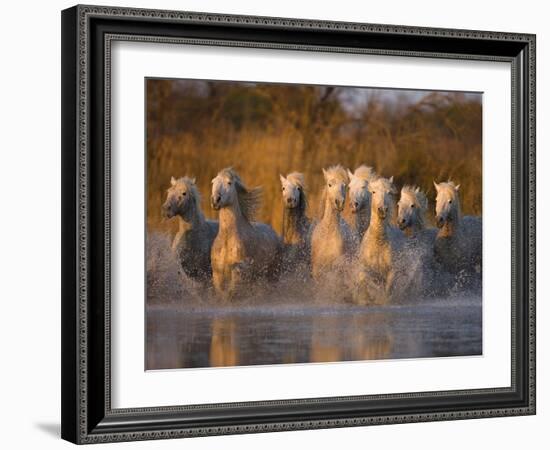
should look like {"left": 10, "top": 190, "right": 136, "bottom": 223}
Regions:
{"left": 147, "top": 80, "right": 481, "bottom": 236}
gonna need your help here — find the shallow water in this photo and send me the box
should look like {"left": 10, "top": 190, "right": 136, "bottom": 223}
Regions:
{"left": 146, "top": 231, "right": 482, "bottom": 370}
{"left": 146, "top": 298, "right": 481, "bottom": 370}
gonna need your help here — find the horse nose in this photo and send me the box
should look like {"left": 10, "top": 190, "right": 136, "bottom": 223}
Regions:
{"left": 286, "top": 197, "right": 293, "bottom": 205}
{"left": 353, "top": 201, "right": 359, "bottom": 208}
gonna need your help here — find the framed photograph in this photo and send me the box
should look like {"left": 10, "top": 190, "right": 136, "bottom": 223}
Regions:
{"left": 61, "top": 5, "right": 536, "bottom": 444}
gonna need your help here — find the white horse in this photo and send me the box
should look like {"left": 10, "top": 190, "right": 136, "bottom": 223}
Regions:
{"left": 347, "top": 165, "right": 377, "bottom": 238}
{"left": 162, "top": 176, "right": 219, "bottom": 282}
{"left": 310, "top": 165, "right": 357, "bottom": 281}
{"left": 397, "top": 185, "right": 439, "bottom": 243}
{"left": 397, "top": 185, "right": 428, "bottom": 237}
{"left": 210, "top": 168, "right": 282, "bottom": 300}
{"left": 397, "top": 185, "right": 439, "bottom": 296}
{"left": 311, "top": 165, "right": 357, "bottom": 281}
{"left": 354, "top": 176, "right": 405, "bottom": 304}
{"left": 433, "top": 181, "right": 482, "bottom": 274}
{"left": 280, "top": 172, "right": 311, "bottom": 271}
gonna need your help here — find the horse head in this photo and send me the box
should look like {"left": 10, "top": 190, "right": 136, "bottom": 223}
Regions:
{"left": 322, "top": 165, "right": 348, "bottom": 213}
{"left": 162, "top": 176, "right": 198, "bottom": 219}
{"left": 280, "top": 172, "right": 306, "bottom": 210}
{"left": 347, "top": 165, "right": 375, "bottom": 214}
{"left": 370, "top": 176, "right": 397, "bottom": 221}
{"left": 434, "top": 180, "right": 461, "bottom": 228}
{"left": 397, "top": 185, "right": 427, "bottom": 231}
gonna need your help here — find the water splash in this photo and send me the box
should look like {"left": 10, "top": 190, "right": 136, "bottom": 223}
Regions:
{"left": 146, "top": 231, "right": 482, "bottom": 369}
{"left": 147, "top": 231, "right": 481, "bottom": 307}
{"left": 146, "top": 232, "right": 203, "bottom": 308}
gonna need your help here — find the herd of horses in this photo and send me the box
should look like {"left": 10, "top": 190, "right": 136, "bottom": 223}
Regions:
{"left": 161, "top": 165, "right": 482, "bottom": 304}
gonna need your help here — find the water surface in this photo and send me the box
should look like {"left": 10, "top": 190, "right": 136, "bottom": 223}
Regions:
{"left": 146, "top": 232, "right": 482, "bottom": 370}
{"left": 146, "top": 298, "right": 481, "bottom": 370}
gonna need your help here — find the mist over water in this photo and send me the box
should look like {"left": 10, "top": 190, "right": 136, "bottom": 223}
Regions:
{"left": 146, "top": 232, "right": 482, "bottom": 370}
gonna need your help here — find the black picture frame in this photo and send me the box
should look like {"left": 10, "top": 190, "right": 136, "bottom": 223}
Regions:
{"left": 61, "top": 4, "right": 536, "bottom": 444}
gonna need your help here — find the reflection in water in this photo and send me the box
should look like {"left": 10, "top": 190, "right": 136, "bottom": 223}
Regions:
{"left": 210, "top": 318, "right": 240, "bottom": 367}
{"left": 146, "top": 298, "right": 481, "bottom": 370}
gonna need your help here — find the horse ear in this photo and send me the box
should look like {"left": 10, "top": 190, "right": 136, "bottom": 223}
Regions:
{"left": 415, "top": 186, "right": 420, "bottom": 193}
{"left": 190, "top": 177, "right": 196, "bottom": 185}
{"left": 279, "top": 174, "right": 286, "bottom": 184}
{"left": 322, "top": 168, "right": 328, "bottom": 180}
{"left": 347, "top": 168, "right": 354, "bottom": 179}
{"left": 433, "top": 180, "right": 440, "bottom": 192}
{"left": 454, "top": 184, "right": 460, "bottom": 191}
{"left": 388, "top": 176, "right": 397, "bottom": 194}
{"left": 170, "top": 176, "right": 177, "bottom": 186}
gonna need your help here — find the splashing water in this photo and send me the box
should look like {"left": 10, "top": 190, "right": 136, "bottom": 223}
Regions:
{"left": 146, "top": 231, "right": 482, "bottom": 369}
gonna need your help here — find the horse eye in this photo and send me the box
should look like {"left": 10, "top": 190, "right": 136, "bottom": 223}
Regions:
{"left": 183, "top": 192, "right": 187, "bottom": 196}
{"left": 411, "top": 204, "right": 415, "bottom": 208}
{"left": 328, "top": 183, "right": 332, "bottom": 187}
{"left": 228, "top": 181, "right": 232, "bottom": 185}
{"left": 448, "top": 199, "right": 452, "bottom": 204}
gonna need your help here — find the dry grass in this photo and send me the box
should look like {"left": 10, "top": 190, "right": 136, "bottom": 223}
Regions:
{"left": 147, "top": 80, "right": 482, "bottom": 236}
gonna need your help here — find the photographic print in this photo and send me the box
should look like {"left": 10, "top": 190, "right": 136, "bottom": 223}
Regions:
{"left": 145, "top": 78, "right": 482, "bottom": 370}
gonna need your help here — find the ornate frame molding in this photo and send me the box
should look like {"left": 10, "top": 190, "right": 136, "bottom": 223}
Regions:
{"left": 62, "top": 4, "right": 536, "bottom": 444}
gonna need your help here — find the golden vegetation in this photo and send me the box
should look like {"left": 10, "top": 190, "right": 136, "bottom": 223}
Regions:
{"left": 147, "top": 79, "right": 482, "bottom": 235}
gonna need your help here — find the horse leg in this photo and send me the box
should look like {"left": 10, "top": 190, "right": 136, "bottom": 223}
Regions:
{"left": 384, "top": 269, "right": 395, "bottom": 302}
{"left": 228, "top": 265, "right": 245, "bottom": 299}
{"left": 352, "top": 268, "right": 370, "bottom": 305}
{"left": 311, "top": 259, "right": 323, "bottom": 282}
{"left": 212, "top": 269, "right": 226, "bottom": 299}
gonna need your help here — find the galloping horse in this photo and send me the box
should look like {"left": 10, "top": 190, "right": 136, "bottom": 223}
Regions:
{"left": 347, "top": 165, "right": 377, "bottom": 238}
{"left": 397, "top": 185, "right": 429, "bottom": 238}
{"left": 397, "top": 185, "right": 438, "bottom": 296}
{"left": 162, "top": 176, "right": 218, "bottom": 282}
{"left": 280, "top": 172, "right": 311, "bottom": 271}
{"left": 433, "top": 181, "right": 482, "bottom": 274}
{"left": 355, "top": 176, "right": 404, "bottom": 303}
{"left": 310, "top": 165, "right": 357, "bottom": 280}
{"left": 210, "top": 168, "right": 282, "bottom": 300}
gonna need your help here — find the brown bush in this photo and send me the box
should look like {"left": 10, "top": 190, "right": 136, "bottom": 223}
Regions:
{"left": 147, "top": 79, "right": 482, "bottom": 236}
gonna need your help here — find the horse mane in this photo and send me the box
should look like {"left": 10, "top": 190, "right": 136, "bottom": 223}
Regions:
{"left": 437, "top": 180, "right": 462, "bottom": 219}
{"left": 319, "top": 188, "right": 327, "bottom": 220}
{"left": 319, "top": 165, "right": 348, "bottom": 219}
{"left": 175, "top": 176, "right": 201, "bottom": 208}
{"left": 402, "top": 185, "right": 428, "bottom": 212}
{"left": 286, "top": 172, "right": 308, "bottom": 212}
{"left": 324, "top": 164, "right": 349, "bottom": 183}
{"left": 402, "top": 185, "right": 428, "bottom": 228}
{"left": 218, "top": 167, "right": 262, "bottom": 222}
{"left": 353, "top": 165, "right": 377, "bottom": 181}
{"left": 370, "top": 176, "right": 397, "bottom": 217}
{"left": 370, "top": 176, "right": 396, "bottom": 194}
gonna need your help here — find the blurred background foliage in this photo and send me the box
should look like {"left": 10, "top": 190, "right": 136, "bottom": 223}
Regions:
{"left": 147, "top": 79, "right": 482, "bottom": 235}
